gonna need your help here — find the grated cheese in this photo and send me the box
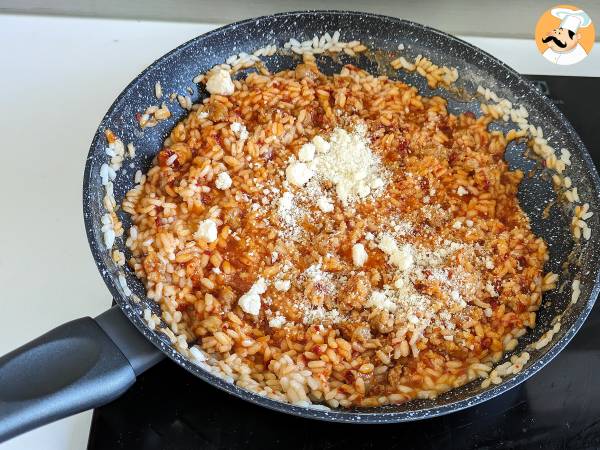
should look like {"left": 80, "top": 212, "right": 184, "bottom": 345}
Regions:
{"left": 352, "top": 243, "right": 368, "bottom": 267}
{"left": 274, "top": 279, "right": 291, "bottom": 292}
{"left": 367, "top": 290, "right": 397, "bottom": 312}
{"left": 238, "top": 278, "right": 267, "bottom": 315}
{"left": 317, "top": 196, "right": 334, "bottom": 213}
{"left": 215, "top": 171, "right": 232, "bottom": 190}
{"left": 298, "top": 143, "right": 316, "bottom": 162}
{"left": 230, "top": 122, "right": 249, "bottom": 140}
{"left": 206, "top": 69, "right": 235, "bottom": 96}
{"left": 286, "top": 161, "right": 314, "bottom": 187}
{"left": 313, "top": 125, "right": 386, "bottom": 204}
{"left": 194, "top": 219, "right": 218, "bottom": 243}
{"left": 269, "top": 315, "right": 287, "bottom": 328}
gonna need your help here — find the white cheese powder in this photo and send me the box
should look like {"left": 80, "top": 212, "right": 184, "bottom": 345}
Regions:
{"left": 269, "top": 315, "right": 287, "bottom": 328}
{"left": 205, "top": 69, "right": 235, "bottom": 96}
{"left": 298, "top": 143, "right": 316, "bottom": 162}
{"left": 352, "top": 243, "right": 368, "bottom": 267}
{"left": 238, "top": 277, "right": 268, "bottom": 315}
{"left": 286, "top": 161, "right": 314, "bottom": 187}
{"left": 367, "top": 290, "right": 397, "bottom": 312}
{"left": 378, "top": 233, "right": 414, "bottom": 271}
{"left": 194, "top": 219, "right": 218, "bottom": 243}
{"left": 230, "top": 122, "right": 249, "bottom": 140}
{"left": 314, "top": 125, "right": 386, "bottom": 204}
{"left": 378, "top": 233, "right": 399, "bottom": 255}
{"left": 274, "top": 279, "right": 291, "bottom": 292}
{"left": 389, "top": 244, "right": 414, "bottom": 271}
{"left": 312, "top": 135, "right": 331, "bottom": 153}
{"left": 457, "top": 186, "right": 468, "bottom": 196}
{"left": 215, "top": 171, "right": 232, "bottom": 190}
{"left": 317, "top": 196, "right": 334, "bottom": 213}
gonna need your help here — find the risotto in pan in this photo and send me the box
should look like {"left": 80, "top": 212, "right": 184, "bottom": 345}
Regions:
{"left": 122, "top": 61, "right": 552, "bottom": 408}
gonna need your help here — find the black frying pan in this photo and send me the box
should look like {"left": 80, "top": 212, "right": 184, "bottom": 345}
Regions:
{"left": 1, "top": 11, "right": 599, "bottom": 442}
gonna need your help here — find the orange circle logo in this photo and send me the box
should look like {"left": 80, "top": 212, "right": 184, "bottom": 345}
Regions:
{"left": 535, "top": 4, "right": 595, "bottom": 65}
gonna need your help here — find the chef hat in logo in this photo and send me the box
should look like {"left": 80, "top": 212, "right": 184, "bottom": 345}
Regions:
{"left": 551, "top": 8, "right": 592, "bottom": 33}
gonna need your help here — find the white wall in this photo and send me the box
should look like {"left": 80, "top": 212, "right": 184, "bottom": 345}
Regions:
{"left": 2, "top": 0, "right": 600, "bottom": 39}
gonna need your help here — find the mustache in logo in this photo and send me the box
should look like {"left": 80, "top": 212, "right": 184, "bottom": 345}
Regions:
{"left": 542, "top": 35, "right": 567, "bottom": 48}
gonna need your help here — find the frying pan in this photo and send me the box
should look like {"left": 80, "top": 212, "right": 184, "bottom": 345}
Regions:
{"left": 1, "top": 10, "right": 599, "bottom": 442}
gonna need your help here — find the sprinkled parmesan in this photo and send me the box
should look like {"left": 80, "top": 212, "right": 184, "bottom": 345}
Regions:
{"left": 317, "top": 196, "right": 334, "bottom": 213}
{"left": 389, "top": 244, "right": 414, "bottom": 271}
{"left": 312, "top": 135, "right": 331, "bottom": 153}
{"left": 238, "top": 293, "right": 260, "bottom": 315}
{"left": 274, "top": 279, "right": 291, "bottom": 292}
{"left": 298, "top": 142, "right": 316, "bottom": 162}
{"left": 215, "top": 171, "right": 232, "bottom": 190}
{"left": 286, "top": 161, "right": 314, "bottom": 187}
{"left": 206, "top": 69, "right": 235, "bottom": 96}
{"left": 238, "top": 278, "right": 267, "bottom": 315}
{"left": 485, "top": 282, "right": 499, "bottom": 297}
{"left": 378, "top": 233, "right": 399, "bottom": 255}
{"left": 313, "top": 125, "right": 386, "bottom": 204}
{"left": 457, "top": 186, "right": 468, "bottom": 196}
{"left": 352, "top": 243, "right": 368, "bottom": 267}
{"left": 368, "top": 290, "right": 397, "bottom": 312}
{"left": 194, "top": 219, "right": 218, "bottom": 243}
{"left": 230, "top": 122, "right": 249, "bottom": 140}
{"left": 269, "top": 315, "right": 287, "bottom": 328}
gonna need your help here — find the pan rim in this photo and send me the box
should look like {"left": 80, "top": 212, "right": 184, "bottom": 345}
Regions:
{"left": 83, "top": 9, "right": 600, "bottom": 423}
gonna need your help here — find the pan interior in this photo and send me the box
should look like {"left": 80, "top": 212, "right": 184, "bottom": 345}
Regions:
{"left": 83, "top": 11, "right": 600, "bottom": 422}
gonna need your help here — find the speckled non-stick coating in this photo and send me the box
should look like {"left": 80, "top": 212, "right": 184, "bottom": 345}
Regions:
{"left": 83, "top": 11, "right": 600, "bottom": 423}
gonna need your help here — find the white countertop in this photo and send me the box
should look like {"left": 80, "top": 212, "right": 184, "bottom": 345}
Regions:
{"left": 0, "top": 12, "right": 598, "bottom": 450}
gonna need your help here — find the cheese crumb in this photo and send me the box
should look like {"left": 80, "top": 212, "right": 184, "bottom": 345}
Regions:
{"left": 194, "top": 219, "right": 218, "bottom": 242}
{"left": 314, "top": 126, "right": 386, "bottom": 204}
{"left": 238, "top": 277, "right": 267, "bottom": 315}
{"left": 274, "top": 279, "right": 291, "bottom": 292}
{"left": 378, "top": 234, "right": 414, "bottom": 270}
{"left": 394, "top": 277, "right": 405, "bottom": 289}
{"left": 457, "top": 186, "right": 468, "bottom": 196}
{"left": 312, "top": 135, "right": 331, "bottom": 153}
{"left": 371, "top": 177, "right": 385, "bottom": 190}
{"left": 365, "top": 232, "right": 374, "bottom": 241}
{"left": 367, "top": 290, "right": 397, "bottom": 312}
{"left": 485, "top": 282, "right": 499, "bottom": 298}
{"left": 352, "top": 243, "right": 368, "bottom": 267}
{"left": 298, "top": 143, "right": 316, "bottom": 162}
{"left": 286, "top": 162, "right": 314, "bottom": 187}
{"left": 389, "top": 244, "right": 414, "bottom": 271}
{"left": 317, "top": 196, "right": 334, "bottom": 213}
{"left": 269, "top": 315, "right": 286, "bottom": 328}
{"left": 279, "top": 191, "right": 294, "bottom": 210}
{"left": 238, "top": 293, "right": 260, "bottom": 315}
{"left": 206, "top": 69, "right": 235, "bottom": 96}
{"left": 230, "top": 122, "right": 249, "bottom": 140}
{"left": 378, "top": 233, "right": 399, "bottom": 255}
{"left": 215, "top": 171, "right": 232, "bottom": 190}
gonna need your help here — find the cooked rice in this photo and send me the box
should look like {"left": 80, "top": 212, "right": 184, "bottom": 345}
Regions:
{"left": 121, "top": 61, "right": 556, "bottom": 407}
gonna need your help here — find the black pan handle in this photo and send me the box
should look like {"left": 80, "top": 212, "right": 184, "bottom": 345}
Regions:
{"left": 0, "top": 306, "right": 164, "bottom": 443}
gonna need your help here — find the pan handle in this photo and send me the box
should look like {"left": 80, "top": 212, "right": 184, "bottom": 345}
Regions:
{"left": 0, "top": 306, "right": 163, "bottom": 443}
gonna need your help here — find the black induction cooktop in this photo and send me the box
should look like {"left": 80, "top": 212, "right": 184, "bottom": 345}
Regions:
{"left": 88, "top": 75, "right": 600, "bottom": 450}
